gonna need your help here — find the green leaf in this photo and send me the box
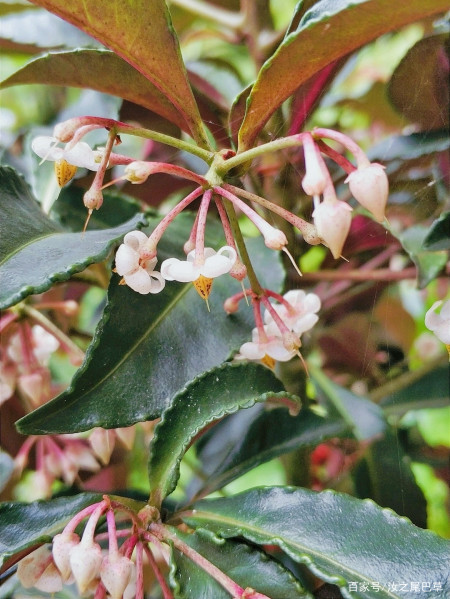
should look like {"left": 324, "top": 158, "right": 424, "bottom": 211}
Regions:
{"left": 28, "top": 0, "right": 210, "bottom": 148}
{"left": 189, "top": 404, "right": 346, "bottom": 499}
{"left": 238, "top": 0, "right": 450, "bottom": 150}
{"left": 380, "top": 364, "right": 449, "bottom": 418}
{"left": 354, "top": 428, "right": 427, "bottom": 528}
{"left": 183, "top": 487, "right": 450, "bottom": 599}
{"left": 16, "top": 219, "right": 284, "bottom": 434}
{"left": 422, "top": 211, "right": 450, "bottom": 251}
{"left": 368, "top": 129, "right": 450, "bottom": 162}
{"left": 0, "top": 493, "right": 101, "bottom": 569}
{"left": 148, "top": 362, "right": 295, "bottom": 505}
{"left": 397, "top": 225, "right": 448, "bottom": 288}
{"left": 0, "top": 166, "right": 146, "bottom": 310}
{"left": 169, "top": 527, "right": 311, "bottom": 599}
{"left": 311, "top": 366, "right": 386, "bottom": 441}
{"left": 1, "top": 50, "right": 190, "bottom": 133}
{"left": 388, "top": 33, "right": 449, "bottom": 130}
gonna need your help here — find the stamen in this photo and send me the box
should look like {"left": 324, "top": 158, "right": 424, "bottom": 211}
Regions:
{"left": 39, "top": 139, "right": 59, "bottom": 165}
{"left": 261, "top": 354, "right": 276, "bottom": 369}
{"left": 241, "top": 280, "right": 249, "bottom": 305}
{"left": 282, "top": 246, "right": 302, "bottom": 277}
{"left": 295, "top": 349, "right": 309, "bottom": 377}
{"left": 101, "top": 175, "right": 127, "bottom": 190}
{"left": 82, "top": 209, "right": 93, "bottom": 233}
{"left": 193, "top": 275, "right": 213, "bottom": 308}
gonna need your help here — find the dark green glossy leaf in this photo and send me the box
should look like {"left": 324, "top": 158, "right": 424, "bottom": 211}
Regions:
{"left": 28, "top": 0, "right": 210, "bottom": 148}
{"left": 388, "top": 33, "right": 449, "bottom": 130}
{"left": 238, "top": 0, "right": 449, "bottom": 150}
{"left": 311, "top": 366, "right": 386, "bottom": 441}
{"left": 149, "top": 362, "right": 296, "bottom": 505}
{"left": 0, "top": 8, "right": 98, "bottom": 48}
{"left": 397, "top": 225, "right": 447, "bottom": 288}
{"left": 368, "top": 129, "right": 450, "bottom": 162}
{"left": 423, "top": 211, "right": 450, "bottom": 251}
{"left": 354, "top": 428, "right": 427, "bottom": 528}
{"left": 380, "top": 364, "right": 449, "bottom": 418}
{"left": 0, "top": 493, "right": 101, "bottom": 569}
{"left": 51, "top": 186, "right": 143, "bottom": 231}
{"left": 16, "top": 219, "right": 284, "bottom": 434}
{"left": 0, "top": 166, "right": 146, "bottom": 310}
{"left": 0, "top": 50, "right": 189, "bottom": 133}
{"left": 183, "top": 487, "right": 450, "bottom": 599}
{"left": 169, "top": 527, "right": 310, "bottom": 599}
{"left": 189, "top": 403, "right": 346, "bottom": 500}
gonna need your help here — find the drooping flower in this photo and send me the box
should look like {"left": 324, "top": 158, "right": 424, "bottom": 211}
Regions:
{"left": 313, "top": 197, "right": 352, "bottom": 259}
{"left": 31, "top": 136, "right": 101, "bottom": 171}
{"left": 264, "top": 290, "right": 321, "bottom": 337}
{"left": 345, "top": 163, "right": 389, "bottom": 222}
{"left": 115, "top": 230, "right": 165, "bottom": 295}
{"left": 161, "top": 246, "right": 237, "bottom": 283}
{"left": 238, "top": 327, "right": 297, "bottom": 364}
{"left": 425, "top": 299, "right": 450, "bottom": 345}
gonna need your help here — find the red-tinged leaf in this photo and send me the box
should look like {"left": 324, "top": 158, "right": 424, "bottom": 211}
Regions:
{"left": 388, "top": 33, "right": 449, "bottom": 131}
{"left": 0, "top": 50, "right": 189, "bottom": 133}
{"left": 28, "top": 0, "right": 211, "bottom": 148}
{"left": 238, "top": 0, "right": 449, "bottom": 151}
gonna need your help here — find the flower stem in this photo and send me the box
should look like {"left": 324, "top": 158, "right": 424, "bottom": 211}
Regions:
{"left": 143, "top": 544, "right": 174, "bottom": 599}
{"left": 147, "top": 524, "right": 244, "bottom": 598}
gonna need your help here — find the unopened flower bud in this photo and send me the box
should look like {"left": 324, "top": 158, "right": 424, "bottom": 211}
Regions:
{"left": 34, "top": 561, "right": 63, "bottom": 593}
{"left": 115, "top": 426, "right": 136, "bottom": 450}
{"left": 125, "top": 161, "right": 159, "bottom": 183}
{"left": 263, "top": 227, "right": 288, "bottom": 250}
{"left": 83, "top": 188, "right": 103, "bottom": 211}
{"left": 224, "top": 297, "right": 240, "bottom": 314}
{"left": 69, "top": 540, "right": 102, "bottom": 593}
{"left": 100, "top": 554, "right": 133, "bottom": 599}
{"left": 17, "top": 372, "right": 46, "bottom": 406}
{"left": 17, "top": 545, "right": 52, "bottom": 589}
{"left": 345, "top": 163, "right": 388, "bottom": 222}
{"left": 52, "top": 530, "right": 79, "bottom": 573}
{"left": 89, "top": 427, "right": 115, "bottom": 465}
{"left": 183, "top": 238, "right": 196, "bottom": 254}
{"left": 313, "top": 199, "right": 352, "bottom": 259}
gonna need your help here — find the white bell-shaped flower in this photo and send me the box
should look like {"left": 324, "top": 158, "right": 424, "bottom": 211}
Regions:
{"left": 425, "top": 299, "right": 450, "bottom": 345}
{"left": 161, "top": 246, "right": 237, "bottom": 283}
{"left": 31, "top": 136, "right": 100, "bottom": 170}
{"left": 313, "top": 198, "right": 352, "bottom": 259}
{"left": 115, "top": 230, "right": 165, "bottom": 295}
{"left": 239, "top": 327, "right": 296, "bottom": 363}
{"left": 264, "top": 290, "right": 321, "bottom": 337}
{"left": 345, "top": 163, "right": 389, "bottom": 222}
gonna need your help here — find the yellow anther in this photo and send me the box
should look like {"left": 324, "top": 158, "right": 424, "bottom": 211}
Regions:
{"left": 54, "top": 159, "right": 77, "bottom": 187}
{"left": 261, "top": 354, "right": 276, "bottom": 369}
{"left": 193, "top": 275, "right": 213, "bottom": 301}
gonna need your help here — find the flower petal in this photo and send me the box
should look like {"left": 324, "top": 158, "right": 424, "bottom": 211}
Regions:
{"left": 239, "top": 341, "right": 265, "bottom": 360}
{"left": 201, "top": 253, "right": 235, "bottom": 278}
{"left": 63, "top": 142, "right": 99, "bottom": 170}
{"left": 31, "top": 136, "right": 64, "bottom": 161}
{"left": 161, "top": 258, "right": 199, "bottom": 282}
{"left": 124, "top": 270, "right": 154, "bottom": 294}
{"left": 123, "top": 230, "right": 148, "bottom": 251}
{"left": 115, "top": 244, "right": 139, "bottom": 276}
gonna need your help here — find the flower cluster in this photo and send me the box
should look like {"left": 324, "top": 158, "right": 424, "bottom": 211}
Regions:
{"left": 16, "top": 497, "right": 273, "bottom": 599}
{"left": 231, "top": 289, "right": 321, "bottom": 369}
{"left": 30, "top": 117, "right": 389, "bottom": 370}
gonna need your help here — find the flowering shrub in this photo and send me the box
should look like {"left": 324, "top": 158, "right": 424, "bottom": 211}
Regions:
{"left": 0, "top": 1, "right": 449, "bottom": 598}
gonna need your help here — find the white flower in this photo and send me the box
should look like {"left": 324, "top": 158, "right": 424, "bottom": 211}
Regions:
{"left": 345, "top": 163, "right": 388, "bottom": 222}
{"left": 425, "top": 299, "right": 450, "bottom": 345}
{"left": 313, "top": 198, "right": 352, "bottom": 259}
{"left": 7, "top": 325, "right": 59, "bottom": 367}
{"left": 264, "top": 290, "right": 321, "bottom": 336}
{"left": 31, "top": 136, "right": 101, "bottom": 170}
{"left": 239, "top": 327, "right": 296, "bottom": 363}
{"left": 115, "top": 231, "right": 165, "bottom": 295}
{"left": 161, "top": 246, "right": 237, "bottom": 283}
